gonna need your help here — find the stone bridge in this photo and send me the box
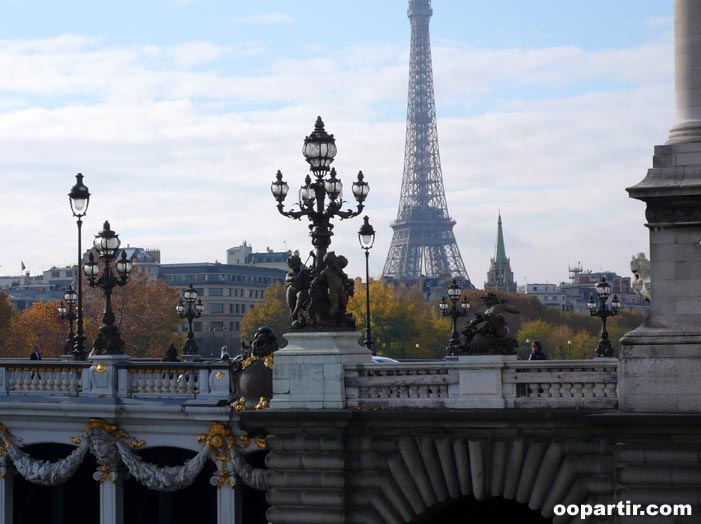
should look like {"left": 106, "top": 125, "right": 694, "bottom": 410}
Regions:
{"left": 0, "top": 333, "right": 698, "bottom": 523}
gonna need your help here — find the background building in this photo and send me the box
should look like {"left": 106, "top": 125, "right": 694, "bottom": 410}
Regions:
{"left": 160, "top": 246, "right": 287, "bottom": 356}
{"left": 520, "top": 263, "right": 647, "bottom": 313}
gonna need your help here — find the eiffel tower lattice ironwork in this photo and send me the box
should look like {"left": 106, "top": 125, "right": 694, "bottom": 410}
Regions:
{"left": 382, "top": 0, "right": 472, "bottom": 287}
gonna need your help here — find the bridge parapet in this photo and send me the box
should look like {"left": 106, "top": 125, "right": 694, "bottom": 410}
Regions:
{"left": 345, "top": 356, "right": 618, "bottom": 409}
{"left": 0, "top": 359, "right": 230, "bottom": 402}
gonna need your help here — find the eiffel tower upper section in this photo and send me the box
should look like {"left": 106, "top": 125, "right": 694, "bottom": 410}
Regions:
{"left": 382, "top": 0, "right": 472, "bottom": 287}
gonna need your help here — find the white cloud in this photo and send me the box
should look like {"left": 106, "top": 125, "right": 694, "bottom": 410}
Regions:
{"left": 0, "top": 33, "right": 674, "bottom": 286}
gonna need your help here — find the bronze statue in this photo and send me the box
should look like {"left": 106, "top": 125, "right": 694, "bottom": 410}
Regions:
{"left": 459, "top": 292, "right": 520, "bottom": 355}
{"left": 230, "top": 326, "right": 279, "bottom": 411}
{"left": 285, "top": 254, "right": 311, "bottom": 328}
{"left": 307, "top": 252, "right": 356, "bottom": 329}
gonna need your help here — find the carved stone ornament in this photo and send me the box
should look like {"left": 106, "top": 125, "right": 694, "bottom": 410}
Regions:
{"left": 645, "top": 203, "right": 701, "bottom": 225}
{"left": 630, "top": 252, "right": 652, "bottom": 302}
{"left": 0, "top": 422, "right": 89, "bottom": 486}
{"left": 0, "top": 419, "right": 268, "bottom": 492}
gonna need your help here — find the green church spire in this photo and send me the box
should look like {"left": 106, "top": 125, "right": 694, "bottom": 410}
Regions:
{"left": 494, "top": 212, "right": 508, "bottom": 263}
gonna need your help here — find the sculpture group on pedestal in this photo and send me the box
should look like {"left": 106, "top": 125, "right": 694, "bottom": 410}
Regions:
{"left": 449, "top": 293, "right": 520, "bottom": 356}
{"left": 286, "top": 251, "right": 355, "bottom": 330}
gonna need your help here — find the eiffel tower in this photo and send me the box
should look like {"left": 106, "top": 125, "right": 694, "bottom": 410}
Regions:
{"left": 382, "top": 0, "right": 473, "bottom": 288}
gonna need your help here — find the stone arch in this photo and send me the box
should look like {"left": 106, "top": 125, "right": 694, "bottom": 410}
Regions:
{"left": 366, "top": 435, "right": 615, "bottom": 524}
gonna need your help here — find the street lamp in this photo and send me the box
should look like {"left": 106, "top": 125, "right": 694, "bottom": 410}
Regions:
{"left": 68, "top": 173, "right": 90, "bottom": 360}
{"left": 177, "top": 284, "right": 203, "bottom": 356}
{"left": 358, "top": 216, "right": 376, "bottom": 353}
{"left": 440, "top": 279, "right": 470, "bottom": 354}
{"left": 83, "top": 221, "right": 132, "bottom": 355}
{"left": 58, "top": 285, "right": 78, "bottom": 355}
{"left": 587, "top": 276, "right": 620, "bottom": 358}
{"left": 271, "top": 116, "right": 369, "bottom": 327}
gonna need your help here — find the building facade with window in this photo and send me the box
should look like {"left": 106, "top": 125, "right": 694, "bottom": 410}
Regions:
{"left": 159, "top": 262, "right": 286, "bottom": 356}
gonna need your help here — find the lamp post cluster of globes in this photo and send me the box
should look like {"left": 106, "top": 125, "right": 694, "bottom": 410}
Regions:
{"left": 439, "top": 279, "right": 470, "bottom": 353}
{"left": 59, "top": 174, "right": 134, "bottom": 359}
{"left": 587, "top": 276, "right": 620, "bottom": 358}
{"left": 270, "top": 117, "right": 376, "bottom": 343}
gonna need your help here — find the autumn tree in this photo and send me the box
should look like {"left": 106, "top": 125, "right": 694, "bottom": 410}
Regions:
{"left": 5, "top": 301, "right": 67, "bottom": 358}
{"left": 348, "top": 280, "right": 449, "bottom": 359}
{"left": 82, "top": 270, "right": 183, "bottom": 358}
{"left": 240, "top": 282, "right": 290, "bottom": 347}
{"left": 0, "top": 292, "right": 15, "bottom": 353}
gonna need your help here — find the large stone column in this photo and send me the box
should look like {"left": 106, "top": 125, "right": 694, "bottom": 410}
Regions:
{"left": 621, "top": 0, "right": 701, "bottom": 411}
{"left": 668, "top": 0, "right": 701, "bottom": 144}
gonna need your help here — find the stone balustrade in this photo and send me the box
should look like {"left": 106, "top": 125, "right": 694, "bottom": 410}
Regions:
{"left": 0, "top": 354, "right": 618, "bottom": 410}
{"left": 345, "top": 356, "right": 618, "bottom": 409}
{"left": 0, "top": 359, "right": 230, "bottom": 402}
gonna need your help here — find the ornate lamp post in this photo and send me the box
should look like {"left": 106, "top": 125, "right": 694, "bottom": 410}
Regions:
{"left": 587, "top": 276, "right": 620, "bottom": 358}
{"left": 358, "top": 216, "right": 376, "bottom": 353}
{"left": 83, "top": 221, "right": 132, "bottom": 355}
{"left": 176, "top": 284, "right": 203, "bottom": 355}
{"left": 439, "top": 279, "right": 469, "bottom": 353}
{"left": 271, "top": 117, "right": 369, "bottom": 328}
{"left": 68, "top": 173, "right": 90, "bottom": 360}
{"left": 57, "top": 285, "right": 77, "bottom": 355}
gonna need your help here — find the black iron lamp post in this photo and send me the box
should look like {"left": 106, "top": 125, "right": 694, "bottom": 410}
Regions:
{"left": 68, "top": 173, "right": 90, "bottom": 360}
{"left": 358, "top": 216, "right": 376, "bottom": 353}
{"left": 271, "top": 117, "right": 369, "bottom": 276}
{"left": 83, "top": 221, "right": 132, "bottom": 355}
{"left": 587, "top": 276, "right": 620, "bottom": 358}
{"left": 176, "top": 284, "right": 203, "bottom": 355}
{"left": 439, "top": 279, "right": 470, "bottom": 353}
{"left": 58, "top": 285, "right": 78, "bottom": 355}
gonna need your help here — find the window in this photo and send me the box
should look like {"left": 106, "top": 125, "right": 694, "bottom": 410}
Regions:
{"left": 194, "top": 322, "right": 202, "bottom": 332}
{"left": 211, "top": 303, "right": 224, "bottom": 314}
{"left": 209, "top": 288, "right": 223, "bottom": 297}
{"left": 235, "top": 303, "right": 240, "bottom": 314}
{"left": 210, "top": 321, "right": 224, "bottom": 330}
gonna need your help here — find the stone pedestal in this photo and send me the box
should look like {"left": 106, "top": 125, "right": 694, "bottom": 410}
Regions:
{"left": 84, "top": 354, "right": 130, "bottom": 397}
{"left": 621, "top": 0, "right": 701, "bottom": 412}
{"left": 270, "top": 331, "right": 371, "bottom": 409}
{"left": 446, "top": 355, "right": 516, "bottom": 409}
{"left": 622, "top": 142, "right": 701, "bottom": 412}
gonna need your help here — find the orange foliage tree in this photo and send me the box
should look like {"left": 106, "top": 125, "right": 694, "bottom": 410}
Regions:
{"left": 5, "top": 301, "right": 67, "bottom": 358}
{"left": 0, "top": 292, "right": 15, "bottom": 354}
{"left": 82, "top": 270, "right": 183, "bottom": 358}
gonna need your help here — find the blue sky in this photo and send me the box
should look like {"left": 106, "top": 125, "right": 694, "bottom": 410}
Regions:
{"left": 0, "top": 1, "right": 674, "bottom": 286}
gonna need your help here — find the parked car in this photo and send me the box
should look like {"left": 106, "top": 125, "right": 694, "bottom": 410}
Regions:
{"left": 371, "top": 356, "right": 399, "bottom": 364}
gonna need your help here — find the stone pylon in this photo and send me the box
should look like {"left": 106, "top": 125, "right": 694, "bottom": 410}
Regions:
{"left": 622, "top": 0, "right": 701, "bottom": 411}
